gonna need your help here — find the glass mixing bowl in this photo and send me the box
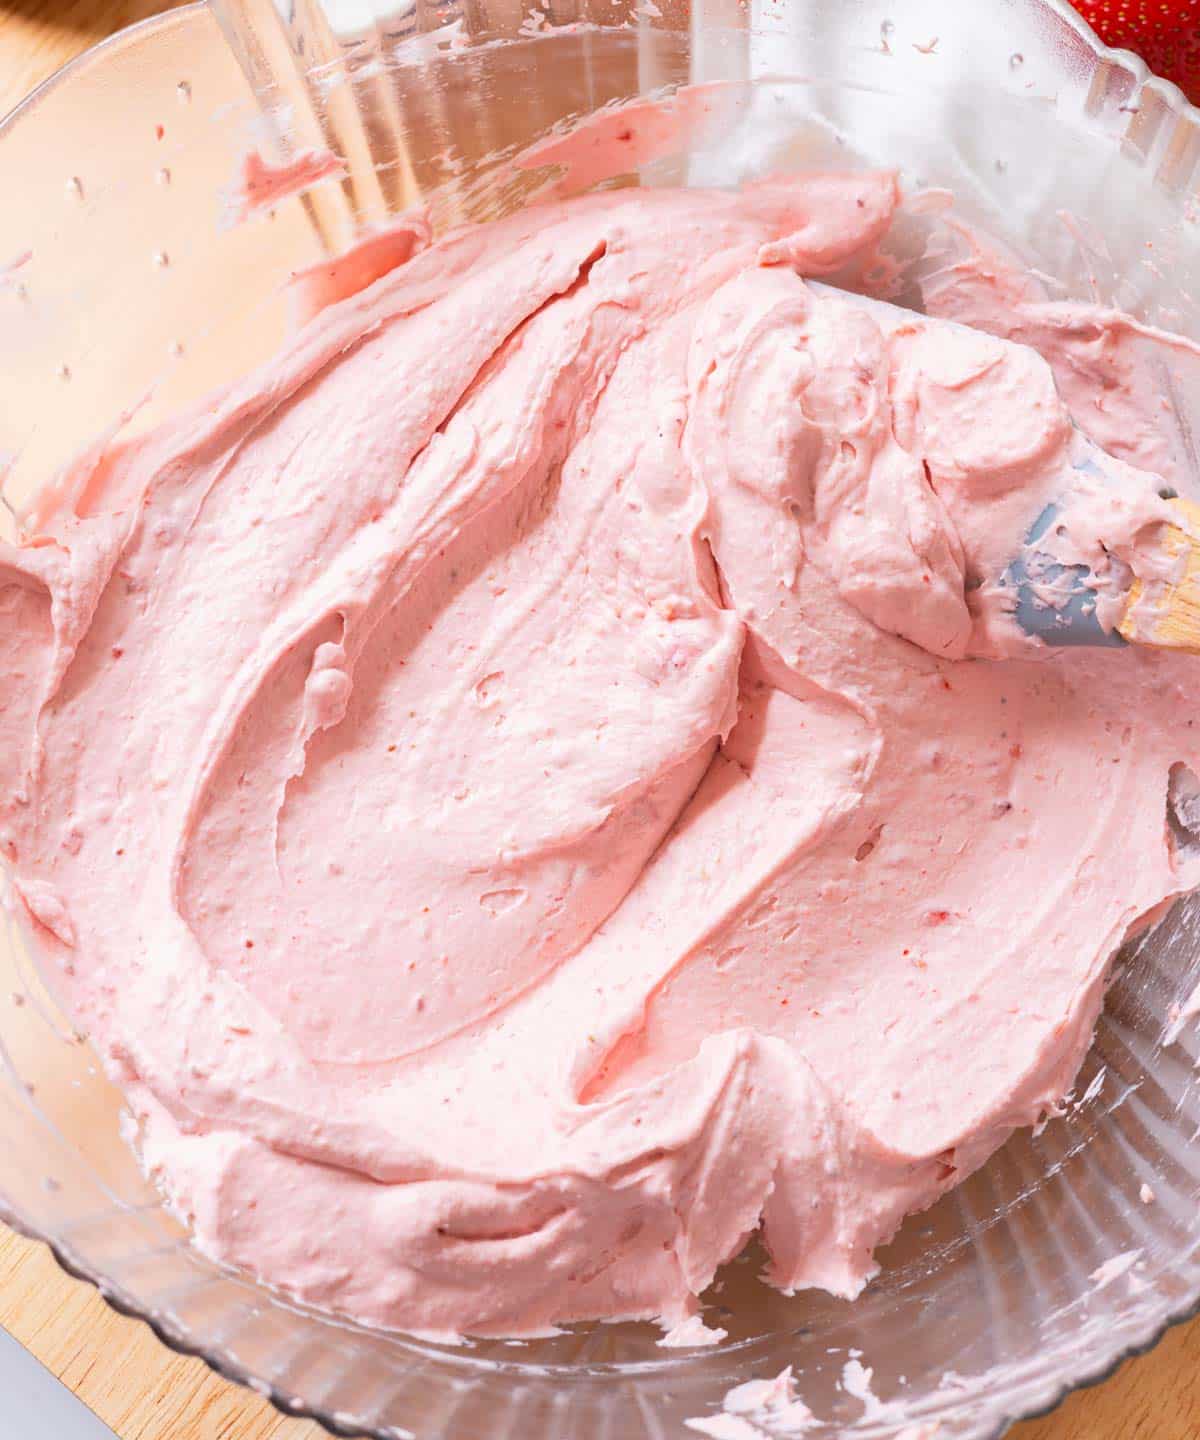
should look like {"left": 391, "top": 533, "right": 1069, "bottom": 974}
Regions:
{"left": 3, "top": 1, "right": 1200, "bottom": 1435}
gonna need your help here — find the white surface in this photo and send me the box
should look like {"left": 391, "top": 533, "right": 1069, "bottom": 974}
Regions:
{"left": 0, "top": 1326, "right": 116, "bottom": 1438}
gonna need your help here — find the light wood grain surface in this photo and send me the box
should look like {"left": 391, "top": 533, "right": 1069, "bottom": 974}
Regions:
{"left": 0, "top": 1226, "right": 318, "bottom": 1437}
{"left": 1, "top": 6, "right": 1198, "bottom": 1438}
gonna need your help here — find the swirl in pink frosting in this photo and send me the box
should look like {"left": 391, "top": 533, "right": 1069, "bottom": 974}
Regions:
{"left": 2, "top": 170, "right": 1199, "bottom": 1339}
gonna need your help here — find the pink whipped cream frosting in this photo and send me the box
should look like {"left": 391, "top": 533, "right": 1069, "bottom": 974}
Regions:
{"left": 3, "top": 168, "right": 1200, "bottom": 1339}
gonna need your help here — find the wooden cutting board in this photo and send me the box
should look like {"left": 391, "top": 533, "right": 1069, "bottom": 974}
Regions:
{"left": 2, "top": 5, "right": 1199, "bottom": 1437}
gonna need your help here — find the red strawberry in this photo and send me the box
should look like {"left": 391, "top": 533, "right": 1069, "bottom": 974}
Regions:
{"left": 1071, "top": 1, "right": 1200, "bottom": 104}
